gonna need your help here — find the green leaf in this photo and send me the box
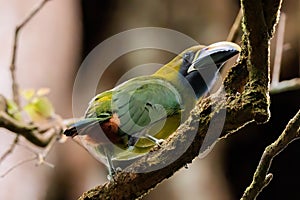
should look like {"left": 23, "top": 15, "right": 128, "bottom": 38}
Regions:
{"left": 6, "top": 99, "right": 22, "bottom": 121}
{"left": 24, "top": 96, "right": 54, "bottom": 122}
{"left": 21, "top": 89, "right": 35, "bottom": 101}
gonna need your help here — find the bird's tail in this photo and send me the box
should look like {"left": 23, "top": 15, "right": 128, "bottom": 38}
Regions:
{"left": 64, "top": 118, "right": 101, "bottom": 137}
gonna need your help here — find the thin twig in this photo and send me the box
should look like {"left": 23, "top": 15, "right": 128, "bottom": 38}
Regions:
{"left": 227, "top": 8, "right": 242, "bottom": 42}
{"left": 36, "top": 132, "right": 57, "bottom": 167}
{"left": 271, "top": 13, "right": 286, "bottom": 87}
{"left": 10, "top": 0, "right": 50, "bottom": 106}
{"left": 0, "top": 134, "right": 57, "bottom": 177}
{"left": 241, "top": 109, "right": 300, "bottom": 200}
{"left": 18, "top": 134, "right": 57, "bottom": 168}
{"left": 0, "top": 156, "right": 36, "bottom": 178}
{"left": 0, "top": 135, "right": 19, "bottom": 163}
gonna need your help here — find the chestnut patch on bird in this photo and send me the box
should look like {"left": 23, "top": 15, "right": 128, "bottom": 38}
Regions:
{"left": 100, "top": 113, "right": 122, "bottom": 144}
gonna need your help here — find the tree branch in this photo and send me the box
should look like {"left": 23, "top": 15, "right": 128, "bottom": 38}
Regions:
{"left": 0, "top": 110, "right": 57, "bottom": 147}
{"left": 1, "top": 0, "right": 55, "bottom": 150}
{"left": 0, "top": 94, "right": 60, "bottom": 147}
{"left": 227, "top": 8, "right": 242, "bottom": 42}
{"left": 0, "top": 135, "right": 19, "bottom": 163}
{"left": 9, "top": 0, "right": 50, "bottom": 106}
{"left": 271, "top": 13, "right": 286, "bottom": 86}
{"left": 78, "top": 91, "right": 257, "bottom": 200}
{"left": 241, "top": 109, "right": 300, "bottom": 200}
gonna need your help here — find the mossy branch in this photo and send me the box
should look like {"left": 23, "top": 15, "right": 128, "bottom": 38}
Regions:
{"left": 0, "top": 95, "right": 58, "bottom": 147}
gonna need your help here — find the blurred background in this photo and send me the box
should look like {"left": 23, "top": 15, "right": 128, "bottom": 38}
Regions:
{"left": 0, "top": 0, "right": 299, "bottom": 199}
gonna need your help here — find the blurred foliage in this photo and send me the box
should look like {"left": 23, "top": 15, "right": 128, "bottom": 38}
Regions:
{"left": 6, "top": 99, "right": 22, "bottom": 121}
{"left": 22, "top": 88, "right": 54, "bottom": 122}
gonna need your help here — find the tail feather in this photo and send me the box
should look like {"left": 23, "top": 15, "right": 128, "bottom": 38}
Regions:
{"left": 63, "top": 118, "right": 101, "bottom": 137}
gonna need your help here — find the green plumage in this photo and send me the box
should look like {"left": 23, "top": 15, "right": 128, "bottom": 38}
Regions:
{"left": 85, "top": 76, "right": 185, "bottom": 153}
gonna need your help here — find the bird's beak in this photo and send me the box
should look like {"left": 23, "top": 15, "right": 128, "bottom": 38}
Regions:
{"left": 187, "top": 41, "right": 241, "bottom": 73}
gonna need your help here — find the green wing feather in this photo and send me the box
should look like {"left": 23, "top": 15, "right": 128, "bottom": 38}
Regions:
{"left": 84, "top": 76, "right": 182, "bottom": 140}
{"left": 113, "top": 77, "right": 182, "bottom": 136}
{"left": 65, "top": 76, "right": 184, "bottom": 158}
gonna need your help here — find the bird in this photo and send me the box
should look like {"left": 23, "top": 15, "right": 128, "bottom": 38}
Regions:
{"left": 64, "top": 41, "right": 241, "bottom": 179}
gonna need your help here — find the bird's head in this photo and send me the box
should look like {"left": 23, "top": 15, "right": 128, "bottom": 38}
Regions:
{"left": 177, "top": 41, "right": 241, "bottom": 98}
{"left": 182, "top": 42, "right": 241, "bottom": 74}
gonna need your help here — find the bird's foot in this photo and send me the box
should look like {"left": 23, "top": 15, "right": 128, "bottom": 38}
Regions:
{"left": 107, "top": 167, "right": 122, "bottom": 181}
{"left": 145, "top": 134, "right": 165, "bottom": 147}
{"left": 128, "top": 145, "right": 135, "bottom": 151}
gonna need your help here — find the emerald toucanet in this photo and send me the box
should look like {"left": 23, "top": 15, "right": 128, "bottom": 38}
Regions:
{"left": 64, "top": 41, "right": 241, "bottom": 178}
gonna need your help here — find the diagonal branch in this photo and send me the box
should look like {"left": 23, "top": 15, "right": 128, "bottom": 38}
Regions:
{"left": 271, "top": 13, "right": 286, "bottom": 86}
{"left": 0, "top": 110, "right": 56, "bottom": 147}
{"left": 241, "top": 109, "right": 300, "bottom": 200}
{"left": 0, "top": 135, "right": 19, "bottom": 163}
{"left": 0, "top": 94, "right": 60, "bottom": 148}
{"left": 78, "top": 90, "right": 256, "bottom": 200}
{"left": 227, "top": 8, "right": 243, "bottom": 42}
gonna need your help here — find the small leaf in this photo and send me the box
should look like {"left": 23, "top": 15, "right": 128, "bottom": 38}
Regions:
{"left": 21, "top": 89, "right": 35, "bottom": 101}
{"left": 6, "top": 99, "right": 22, "bottom": 121}
{"left": 24, "top": 104, "right": 39, "bottom": 121}
{"left": 33, "top": 97, "right": 54, "bottom": 117}
{"left": 24, "top": 96, "right": 54, "bottom": 122}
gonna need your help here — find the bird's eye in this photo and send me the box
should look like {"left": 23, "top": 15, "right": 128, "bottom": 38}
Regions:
{"left": 180, "top": 51, "right": 195, "bottom": 76}
{"left": 183, "top": 51, "right": 194, "bottom": 64}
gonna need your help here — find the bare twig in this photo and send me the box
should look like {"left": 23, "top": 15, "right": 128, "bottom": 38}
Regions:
{"left": 271, "top": 13, "right": 286, "bottom": 87}
{"left": 241, "top": 109, "right": 300, "bottom": 200}
{"left": 0, "top": 156, "right": 36, "bottom": 178}
{"left": 0, "top": 133, "right": 57, "bottom": 178}
{"left": 0, "top": 135, "right": 19, "bottom": 163}
{"left": 19, "top": 134, "right": 57, "bottom": 168}
{"left": 36, "top": 132, "right": 57, "bottom": 167}
{"left": 10, "top": 0, "right": 50, "bottom": 106}
{"left": 227, "top": 8, "right": 243, "bottom": 42}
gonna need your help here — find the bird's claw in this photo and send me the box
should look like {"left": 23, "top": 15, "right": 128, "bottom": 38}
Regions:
{"left": 145, "top": 134, "right": 165, "bottom": 147}
{"left": 155, "top": 139, "right": 165, "bottom": 147}
{"left": 107, "top": 167, "right": 122, "bottom": 181}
